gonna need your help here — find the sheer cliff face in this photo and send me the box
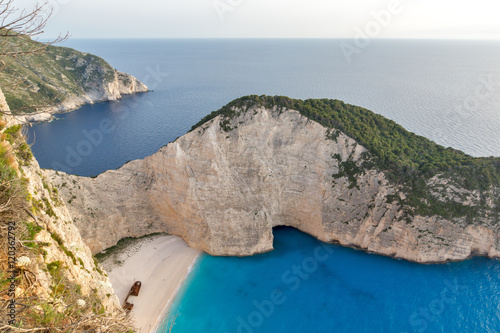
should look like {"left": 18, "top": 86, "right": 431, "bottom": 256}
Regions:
{"left": 49, "top": 70, "right": 148, "bottom": 113}
{"left": 47, "top": 106, "right": 500, "bottom": 263}
{"left": 16, "top": 69, "right": 148, "bottom": 123}
{"left": 0, "top": 88, "right": 121, "bottom": 314}
{"left": 21, "top": 160, "right": 121, "bottom": 312}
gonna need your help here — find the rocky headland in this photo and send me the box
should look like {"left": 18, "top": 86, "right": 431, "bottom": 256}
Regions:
{"left": 46, "top": 96, "right": 500, "bottom": 263}
{"left": 0, "top": 37, "right": 148, "bottom": 123}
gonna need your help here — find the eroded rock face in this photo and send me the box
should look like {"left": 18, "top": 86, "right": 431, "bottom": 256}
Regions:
{"left": 46, "top": 106, "right": 500, "bottom": 263}
{"left": 0, "top": 87, "right": 8, "bottom": 111}
{"left": 1, "top": 88, "right": 121, "bottom": 313}
{"left": 17, "top": 70, "right": 148, "bottom": 123}
{"left": 22, "top": 160, "right": 122, "bottom": 313}
{"left": 1, "top": 37, "right": 148, "bottom": 123}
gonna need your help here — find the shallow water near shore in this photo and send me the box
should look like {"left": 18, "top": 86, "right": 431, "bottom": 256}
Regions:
{"left": 159, "top": 227, "right": 500, "bottom": 333}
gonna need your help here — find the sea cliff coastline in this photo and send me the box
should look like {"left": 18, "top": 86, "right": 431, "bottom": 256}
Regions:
{"left": 19, "top": 81, "right": 148, "bottom": 123}
{"left": 45, "top": 96, "right": 500, "bottom": 264}
{"left": 14, "top": 70, "right": 149, "bottom": 123}
{"left": 0, "top": 37, "right": 148, "bottom": 123}
{"left": 0, "top": 88, "right": 133, "bottom": 330}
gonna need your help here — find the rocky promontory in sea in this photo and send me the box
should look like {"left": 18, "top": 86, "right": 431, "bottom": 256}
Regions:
{"left": 0, "top": 36, "right": 148, "bottom": 123}
{"left": 46, "top": 95, "right": 500, "bottom": 263}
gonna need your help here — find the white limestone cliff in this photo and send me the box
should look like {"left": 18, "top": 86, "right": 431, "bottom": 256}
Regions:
{"left": 17, "top": 70, "right": 148, "bottom": 123}
{"left": 1, "top": 88, "right": 122, "bottom": 314}
{"left": 46, "top": 106, "right": 500, "bottom": 263}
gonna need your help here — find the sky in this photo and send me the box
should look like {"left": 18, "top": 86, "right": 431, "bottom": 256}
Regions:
{"left": 12, "top": 0, "right": 500, "bottom": 39}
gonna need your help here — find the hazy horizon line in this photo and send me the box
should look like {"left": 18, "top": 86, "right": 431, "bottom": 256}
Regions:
{"left": 47, "top": 36, "right": 500, "bottom": 41}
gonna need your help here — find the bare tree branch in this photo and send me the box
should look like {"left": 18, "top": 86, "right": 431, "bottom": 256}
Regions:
{"left": 0, "top": 0, "right": 69, "bottom": 121}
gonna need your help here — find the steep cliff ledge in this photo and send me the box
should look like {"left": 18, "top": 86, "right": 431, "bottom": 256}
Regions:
{"left": 0, "top": 36, "right": 148, "bottom": 123}
{"left": 0, "top": 88, "right": 132, "bottom": 331}
{"left": 46, "top": 96, "right": 500, "bottom": 263}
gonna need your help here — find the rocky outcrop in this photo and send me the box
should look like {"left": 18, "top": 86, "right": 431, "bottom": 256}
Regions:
{"left": 0, "top": 38, "right": 148, "bottom": 123}
{"left": 0, "top": 87, "right": 17, "bottom": 128}
{"left": 16, "top": 69, "right": 147, "bottom": 123}
{"left": 21, "top": 159, "right": 122, "bottom": 312}
{"left": 46, "top": 105, "right": 500, "bottom": 263}
{"left": 0, "top": 87, "right": 8, "bottom": 111}
{"left": 1, "top": 88, "right": 122, "bottom": 314}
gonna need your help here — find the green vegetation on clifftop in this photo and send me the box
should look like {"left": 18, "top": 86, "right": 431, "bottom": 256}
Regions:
{"left": 0, "top": 36, "right": 117, "bottom": 113}
{"left": 192, "top": 95, "right": 500, "bottom": 221}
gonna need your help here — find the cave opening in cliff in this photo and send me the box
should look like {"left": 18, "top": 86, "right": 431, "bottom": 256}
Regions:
{"left": 271, "top": 225, "right": 320, "bottom": 248}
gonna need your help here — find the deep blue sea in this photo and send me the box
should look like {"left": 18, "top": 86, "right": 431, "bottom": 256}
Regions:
{"left": 25, "top": 39, "right": 500, "bottom": 332}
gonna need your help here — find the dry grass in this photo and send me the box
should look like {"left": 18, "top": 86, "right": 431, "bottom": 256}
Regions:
{"left": 0, "top": 122, "right": 135, "bottom": 332}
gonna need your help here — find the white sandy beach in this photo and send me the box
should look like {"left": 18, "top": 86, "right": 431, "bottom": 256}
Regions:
{"left": 99, "top": 234, "right": 201, "bottom": 333}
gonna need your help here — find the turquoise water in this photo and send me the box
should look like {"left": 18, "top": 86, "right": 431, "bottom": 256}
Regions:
{"left": 159, "top": 228, "right": 500, "bottom": 333}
